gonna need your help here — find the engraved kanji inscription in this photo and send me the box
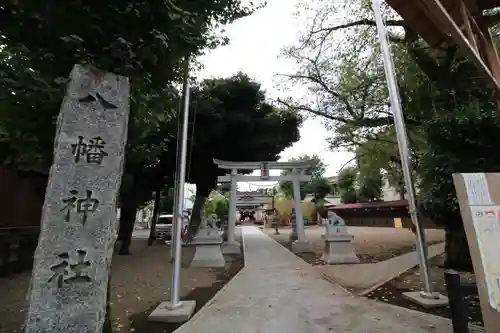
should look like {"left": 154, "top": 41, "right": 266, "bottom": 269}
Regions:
{"left": 61, "top": 190, "right": 100, "bottom": 225}
{"left": 48, "top": 250, "right": 91, "bottom": 288}
{"left": 71, "top": 135, "right": 109, "bottom": 164}
{"left": 78, "top": 92, "right": 117, "bottom": 109}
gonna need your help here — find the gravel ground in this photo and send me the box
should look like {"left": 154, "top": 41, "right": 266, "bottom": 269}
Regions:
{"left": 0, "top": 239, "right": 243, "bottom": 333}
{"left": 263, "top": 225, "right": 445, "bottom": 264}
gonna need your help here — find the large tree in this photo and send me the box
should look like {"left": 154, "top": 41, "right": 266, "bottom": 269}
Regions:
{"left": 281, "top": 0, "right": 500, "bottom": 270}
{"left": 1, "top": 0, "right": 260, "bottom": 255}
{"left": 337, "top": 166, "right": 358, "bottom": 203}
{"left": 164, "top": 72, "right": 302, "bottom": 238}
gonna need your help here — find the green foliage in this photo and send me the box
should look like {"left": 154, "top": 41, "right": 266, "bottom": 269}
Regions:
{"left": 337, "top": 166, "right": 358, "bottom": 203}
{"left": 204, "top": 193, "right": 229, "bottom": 218}
{"left": 214, "top": 195, "right": 229, "bottom": 218}
{"left": 0, "top": 0, "right": 257, "bottom": 174}
{"left": 420, "top": 102, "right": 500, "bottom": 224}
{"left": 283, "top": 0, "right": 500, "bottom": 269}
{"left": 183, "top": 72, "right": 301, "bottom": 197}
{"left": 304, "top": 177, "right": 333, "bottom": 202}
{"left": 357, "top": 170, "right": 383, "bottom": 201}
{"left": 419, "top": 101, "right": 500, "bottom": 270}
{"left": 168, "top": 72, "right": 302, "bottom": 236}
{"left": 1, "top": 1, "right": 255, "bottom": 81}
{"left": 279, "top": 154, "right": 326, "bottom": 199}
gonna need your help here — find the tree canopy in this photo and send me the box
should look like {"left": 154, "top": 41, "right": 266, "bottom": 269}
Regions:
{"left": 280, "top": 0, "right": 500, "bottom": 270}
{"left": 158, "top": 72, "right": 302, "bottom": 236}
{"left": 278, "top": 154, "right": 327, "bottom": 199}
{"left": 1, "top": 0, "right": 261, "bottom": 254}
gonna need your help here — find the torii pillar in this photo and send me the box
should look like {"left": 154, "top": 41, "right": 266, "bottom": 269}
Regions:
{"left": 224, "top": 168, "right": 240, "bottom": 254}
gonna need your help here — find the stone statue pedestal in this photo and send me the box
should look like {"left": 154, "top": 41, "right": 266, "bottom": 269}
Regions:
{"left": 190, "top": 228, "right": 225, "bottom": 268}
{"left": 321, "top": 234, "right": 360, "bottom": 264}
{"left": 320, "top": 211, "right": 360, "bottom": 264}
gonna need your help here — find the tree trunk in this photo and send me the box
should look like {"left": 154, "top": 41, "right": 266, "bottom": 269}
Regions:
{"left": 444, "top": 224, "right": 473, "bottom": 271}
{"left": 118, "top": 199, "right": 139, "bottom": 255}
{"left": 185, "top": 188, "right": 206, "bottom": 241}
{"left": 148, "top": 190, "right": 162, "bottom": 246}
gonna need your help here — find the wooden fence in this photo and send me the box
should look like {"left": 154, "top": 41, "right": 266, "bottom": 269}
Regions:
{"left": 329, "top": 200, "right": 442, "bottom": 229}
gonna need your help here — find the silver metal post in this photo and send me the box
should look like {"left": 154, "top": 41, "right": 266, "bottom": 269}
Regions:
{"left": 372, "top": 0, "right": 434, "bottom": 296}
{"left": 170, "top": 94, "right": 183, "bottom": 261}
{"left": 168, "top": 58, "right": 191, "bottom": 308}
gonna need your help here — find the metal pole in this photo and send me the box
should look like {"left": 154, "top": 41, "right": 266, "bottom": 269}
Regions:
{"left": 168, "top": 57, "right": 191, "bottom": 308}
{"left": 372, "top": 0, "right": 434, "bottom": 296}
{"left": 170, "top": 91, "right": 184, "bottom": 260}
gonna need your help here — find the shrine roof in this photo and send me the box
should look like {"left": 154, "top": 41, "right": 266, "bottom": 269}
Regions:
{"left": 329, "top": 200, "right": 408, "bottom": 210}
{"left": 386, "top": 0, "right": 500, "bottom": 47}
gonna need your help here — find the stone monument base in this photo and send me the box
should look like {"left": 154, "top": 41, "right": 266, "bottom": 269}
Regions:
{"left": 222, "top": 240, "right": 241, "bottom": 255}
{"left": 321, "top": 234, "right": 360, "bottom": 264}
{"left": 149, "top": 300, "right": 196, "bottom": 323}
{"left": 190, "top": 228, "right": 225, "bottom": 268}
{"left": 402, "top": 291, "right": 448, "bottom": 309}
{"left": 291, "top": 240, "right": 312, "bottom": 253}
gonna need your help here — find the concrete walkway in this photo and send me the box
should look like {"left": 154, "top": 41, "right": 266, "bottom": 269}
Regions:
{"left": 174, "top": 226, "right": 455, "bottom": 333}
{"left": 319, "top": 242, "right": 445, "bottom": 295}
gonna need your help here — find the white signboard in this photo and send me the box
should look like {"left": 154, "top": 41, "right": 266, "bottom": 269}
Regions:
{"left": 469, "top": 205, "right": 500, "bottom": 313}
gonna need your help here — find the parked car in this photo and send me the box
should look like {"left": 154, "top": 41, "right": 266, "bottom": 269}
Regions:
{"left": 155, "top": 213, "right": 190, "bottom": 241}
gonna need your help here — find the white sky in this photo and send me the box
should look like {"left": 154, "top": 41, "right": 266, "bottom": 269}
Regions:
{"left": 195, "top": 0, "right": 355, "bottom": 191}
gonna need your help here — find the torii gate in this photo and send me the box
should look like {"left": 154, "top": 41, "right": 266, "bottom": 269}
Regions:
{"left": 214, "top": 159, "right": 313, "bottom": 254}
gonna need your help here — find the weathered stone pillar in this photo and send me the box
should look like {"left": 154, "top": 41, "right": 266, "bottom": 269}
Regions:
{"left": 223, "top": 168, "right": 240, "bottom": 254}
{"left": 24, "top": 65, "right": 129, "bottom": 333}
{"left": 290, "top": 170, "right": 312, "bottom": 253}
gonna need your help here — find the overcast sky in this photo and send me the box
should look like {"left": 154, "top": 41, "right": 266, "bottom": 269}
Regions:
{"left": 195, "top": 0, "right": 354, "bottom": 190}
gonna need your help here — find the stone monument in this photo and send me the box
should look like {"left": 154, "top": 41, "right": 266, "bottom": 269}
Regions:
{"left": 190, "top": 217, "right": 225, "bottom": 267}
{"left": 24, "top": 65, "right": 129, "bottom": 333}
{"left": 320, "top": 211, "right": 360, "bottom": 264}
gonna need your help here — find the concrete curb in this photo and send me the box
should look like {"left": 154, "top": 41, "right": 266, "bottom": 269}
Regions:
{"left": 319, "top": 272, "right": 354, "bottom": 296}
{"left": 173, "top": 227, "right": 247, "bottom": 333}
{"left": 357, "top": 242, "right": 445, "bottom": 296}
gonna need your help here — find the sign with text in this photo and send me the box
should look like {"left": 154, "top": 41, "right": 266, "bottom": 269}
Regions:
{"left": 454, "top": 173, "right": 500, "bottom": 332}
{"left": 470, "top": 206, "right": 500, "bottom": 312}
{"left": 24, "top": 65, "right": 129, "bottom": 333}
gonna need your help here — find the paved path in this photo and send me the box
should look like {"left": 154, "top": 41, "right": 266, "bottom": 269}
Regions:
{"left": 174, "top": 226, "right": 456, "bottom": 333}
{"left": 319, "top": 242, "right": 445, "bottom": 295}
